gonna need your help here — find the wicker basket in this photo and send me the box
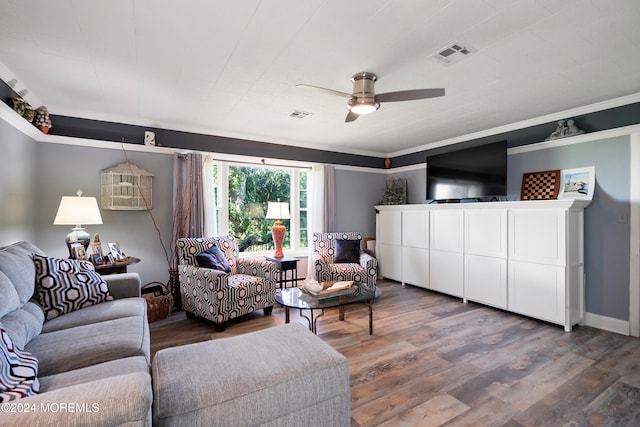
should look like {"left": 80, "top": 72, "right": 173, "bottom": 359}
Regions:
{"left": 142, "top": 282, "right": 174, "bottom": 323}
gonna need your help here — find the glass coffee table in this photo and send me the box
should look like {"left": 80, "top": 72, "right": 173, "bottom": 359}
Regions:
{"left": 275, "top": 283, "right": 382, "bottom": 334}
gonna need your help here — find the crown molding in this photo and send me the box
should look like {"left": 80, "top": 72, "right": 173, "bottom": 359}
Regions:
{"left": 388, "top": 92, "right": 640, "bottom": 158}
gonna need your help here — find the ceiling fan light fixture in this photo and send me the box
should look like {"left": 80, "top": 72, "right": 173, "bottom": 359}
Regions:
{"left": 348, "top": 98, "right": 379, "bottom": 115}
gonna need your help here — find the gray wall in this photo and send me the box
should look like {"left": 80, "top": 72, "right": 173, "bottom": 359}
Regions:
{"left": 0, "top": 119, "right": 37, "bottom": 244}
{"left": 334, "top": 168, "right": 386, "bottom": 238}
{"left": 33, "top": 143, "right": 175, "bottom": 286}
{"left": 508, "top": 136, "right": 631, "bottom": 321}
{"left": 394, "top": 135, "right": 632, "bottom": 321}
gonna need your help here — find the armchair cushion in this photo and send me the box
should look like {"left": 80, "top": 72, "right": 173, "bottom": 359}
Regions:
{"left": 32, "top": 254, "right": 113, "bottom": 321}
{"left": 196, "top": 245, "right": 231, "bottom": 273}
{"left": 333, "top": 239, "right": 361, "bottom": 264}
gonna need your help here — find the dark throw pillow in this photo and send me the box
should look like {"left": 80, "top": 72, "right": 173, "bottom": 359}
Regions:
{"left": 33, "top": 254, "right": 113, "bottom": 321}
{"left": 333, "top": 239, "right": 361, "bottom": 264}
{"left": 0, "top": 327, "right": 40, "bottom": 401}
{"left": 196, "top": 245, "right": 231, "bottom": 273}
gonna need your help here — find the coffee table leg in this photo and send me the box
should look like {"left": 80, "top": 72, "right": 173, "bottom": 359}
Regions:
{"left": 339, "top": 305, "right": 346, "bottom": 321}
{"left": 368, "top": 301, "right": 373, "bottom": 335}
{"left": 284, "top": 307, "right": 290, "bottom": 324}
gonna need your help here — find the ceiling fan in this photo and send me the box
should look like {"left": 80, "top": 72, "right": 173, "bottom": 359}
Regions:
{"left": 297, "top": 72, "right": 445, "bottom": 122}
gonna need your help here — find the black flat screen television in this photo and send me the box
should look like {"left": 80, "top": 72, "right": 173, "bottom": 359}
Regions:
{"left": 426, "top": 141, "right": 507, "bottom": 202}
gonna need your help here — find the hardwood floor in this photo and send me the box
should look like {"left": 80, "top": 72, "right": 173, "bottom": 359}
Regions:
{"left": 149, "top": 281, "right": 640, "bottom": 426}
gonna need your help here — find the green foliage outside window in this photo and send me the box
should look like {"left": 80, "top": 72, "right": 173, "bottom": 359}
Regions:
{"left": 228, "top": 166, "right": 291, "bottom": 252}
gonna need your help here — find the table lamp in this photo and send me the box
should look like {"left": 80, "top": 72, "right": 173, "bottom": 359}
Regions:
{"left": 265, "top": 201, "right": 290, "bottom": 258}
{"left": 53, "top": 189, "right": 103, "bottom": 257}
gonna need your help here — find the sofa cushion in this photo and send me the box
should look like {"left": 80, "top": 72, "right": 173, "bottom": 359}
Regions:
{"left": 38, "top": 355, "right": 149, "bottom": 393}
{"left": 0, "top": 241, "right": 45, "bottom": 318}
{"left": 196, "top": 245, "right": 231, "bottom": 273}
{"left": 33, "top": 254, "right": 113, "bottom": 321}
{"left": 41, "top": 297, "right": 147, "bottom": 334}
{"left": 0, "top": 327, "right": 39, "bottom": 401}
{"left": 333, "top": 239, "right": 361, "bottom": 263}
{"left": 0, "top": 302, "right": 45, "bottom": 349}
{"left": 25, "top": 316, "right": 149, "bottom": 376}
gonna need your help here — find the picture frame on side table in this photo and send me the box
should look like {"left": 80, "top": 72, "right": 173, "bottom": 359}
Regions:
{"left": 105, "top": 253, "right": 115, "bottom": 264}
{"left": 73, "top": 245, "right": 87, "bottom": 260}
{"left": 90, "top": 253, "right": 103, "bottom": 265}
{"left": 558, "top": 166, "right": 595, "bottom": 201}
{"left": 108, "top": 242, "right": 125, "bottom": 261}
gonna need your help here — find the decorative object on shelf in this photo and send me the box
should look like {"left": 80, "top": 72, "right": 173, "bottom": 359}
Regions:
{"left": 53, "top": 189, "right": 103, "bottom": 258}
{"left": 520, "top": 169, "right": 560, "bottom": 200}
{"left": 144, "top": 130, "right": 156, "bottom": 146}
{"left": 265, "top": 201, "right": 290, "bottom": 258}
{"left": 379, "top": 177, "right": 408, "bottom": 205}
{"left": 11, "top": 97, "right": 36, "bottom": 122}
{"left": 101, "top": 162, "right": 153, "bottom": 210}
{"left": 34, "top": 106, "right": 52, "bottom": 133}
{"left": 558, "top": 166, "right": 595, "bottom": 201}
{"left": 384, "top": 157, "right": 391, "bottom": 169}
{"left": 545, "top": 118, "right": 585, "bottom": 141}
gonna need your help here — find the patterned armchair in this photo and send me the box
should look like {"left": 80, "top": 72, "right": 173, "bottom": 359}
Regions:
{"left": 313, "top": 232, "right": 378, "bottom": 287}
{"left": 177, "top": 236, "right": 278, "bottom": 332}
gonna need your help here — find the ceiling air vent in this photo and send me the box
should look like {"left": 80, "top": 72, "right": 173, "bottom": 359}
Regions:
{"left": 430, "top": 41, "right": 477, "bottom": 66}
{"left": 289, "top": 110, "right": 312, "bottom": 119}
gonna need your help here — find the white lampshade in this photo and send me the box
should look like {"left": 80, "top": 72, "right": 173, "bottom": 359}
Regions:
{"left": 54, "top": 195, "right": 103, "bottom": 225}
{"left": 265, "top": 202, "right": 290, "bottom": 220}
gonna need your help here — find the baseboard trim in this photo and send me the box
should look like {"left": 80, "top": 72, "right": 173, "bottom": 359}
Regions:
{"left": 584, "top": 312, "right": 629, "bottom": 336}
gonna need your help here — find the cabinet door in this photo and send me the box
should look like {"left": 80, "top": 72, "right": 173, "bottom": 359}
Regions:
{"left": 465, "top": 210, "right": 507, "bottom": 258}
{"left": 509, "top": 209, "right": 566, "bottom": 266}
{"left": 402, "top": 247, "right": 429, "bottom": 288}
{"left": 508, "top": 260, "right": 565, "bottom": 325}
{"left": 378, "top": 211, "right": 402, "bottom": 246}
{"left": 430, "top": 210, "right": 463, "bottom": 252}
{"left": 430, "top": 250, "right": 463, "bottom": 297}
{"left": 402, "top": 210, "right": 429, "bottom": 249}
{"left": 378, "top": 243, "right": 402, "bottom": 282}
{"left": 465, "top": 254, "right": 507, "bottom": 309}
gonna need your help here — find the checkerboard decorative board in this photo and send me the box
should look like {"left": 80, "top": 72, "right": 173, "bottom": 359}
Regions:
{"left": 520, "top": 169, "right": 561, "bottom": 200}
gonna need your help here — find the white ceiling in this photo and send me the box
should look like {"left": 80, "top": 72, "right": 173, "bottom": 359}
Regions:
{"left": 1, "top": 0, "right": 639, "bottom": 157}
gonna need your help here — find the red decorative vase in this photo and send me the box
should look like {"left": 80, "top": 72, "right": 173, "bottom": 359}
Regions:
{"left": 271, "top": 221, "right": 286, "bottom": 258}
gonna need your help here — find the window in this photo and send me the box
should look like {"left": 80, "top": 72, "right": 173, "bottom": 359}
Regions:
{"left": 212, "top": 162, "right": 309, "bottom": 254}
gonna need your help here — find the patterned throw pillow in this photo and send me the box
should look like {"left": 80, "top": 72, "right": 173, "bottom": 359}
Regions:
{"left": 334, "top": 239, "right": 361, "bottom": 264}
{"left": 33, "top": 254, "right": 113, "bottom": 321}
{"left": 0, "top": 327, "right": 39, "bottom": 401}
{"left": 196, "top": 245, "right": 231, "bottom": 273}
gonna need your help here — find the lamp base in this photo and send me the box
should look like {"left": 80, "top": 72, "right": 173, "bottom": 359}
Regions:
{"left": 271, "top": 221, "right": 286, "bottom": 258}
{"left": 66, "top": 226, "right": 91, "bottom": 258}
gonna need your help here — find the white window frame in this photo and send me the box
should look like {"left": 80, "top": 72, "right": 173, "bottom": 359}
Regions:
{"left": 212, "top": 160, "right": 309, "bottom": 256}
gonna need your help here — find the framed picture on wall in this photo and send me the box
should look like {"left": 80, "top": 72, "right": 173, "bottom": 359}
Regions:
{"left": 558, "top": 166, "right": 595, "bottom": 201}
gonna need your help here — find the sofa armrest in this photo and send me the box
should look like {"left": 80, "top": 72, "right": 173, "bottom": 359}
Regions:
{"left": 103, "top": 273, "right": 142, "bottom": 299}
{"left": 0, "top": 373, "right": 152, "bottom": 426}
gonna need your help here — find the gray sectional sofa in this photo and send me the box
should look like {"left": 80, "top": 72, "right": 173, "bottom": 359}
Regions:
{"left": 0, "top": 241, "right": 152, "bottom": 426}
{"left": 0, "top": 241, "right": 351, "bottom": 426}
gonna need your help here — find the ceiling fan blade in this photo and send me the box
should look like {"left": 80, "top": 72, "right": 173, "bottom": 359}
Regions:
{"left": 376, "top": 88, "right": 445, "bottom": 103}
{"left": 345, "top": 110, "right": 359, "bottom": 122}
{"left": 296, "top": 84, "right": 351, "bottom": 98}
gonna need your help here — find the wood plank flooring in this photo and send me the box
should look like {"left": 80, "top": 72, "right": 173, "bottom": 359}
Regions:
{"left": 149, "top": 281, "right": 640, "bottom": 426}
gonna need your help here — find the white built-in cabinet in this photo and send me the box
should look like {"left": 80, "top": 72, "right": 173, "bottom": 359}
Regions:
{"left": 375, "top": 200, "right": 589, "bottom": 331}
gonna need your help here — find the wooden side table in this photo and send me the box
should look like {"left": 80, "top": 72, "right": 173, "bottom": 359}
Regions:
{"left": 95, "top": 256, "right": 140, "bottom": 275}
{"left": 265, "top": 256, "right": 300, "bottom": 289}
